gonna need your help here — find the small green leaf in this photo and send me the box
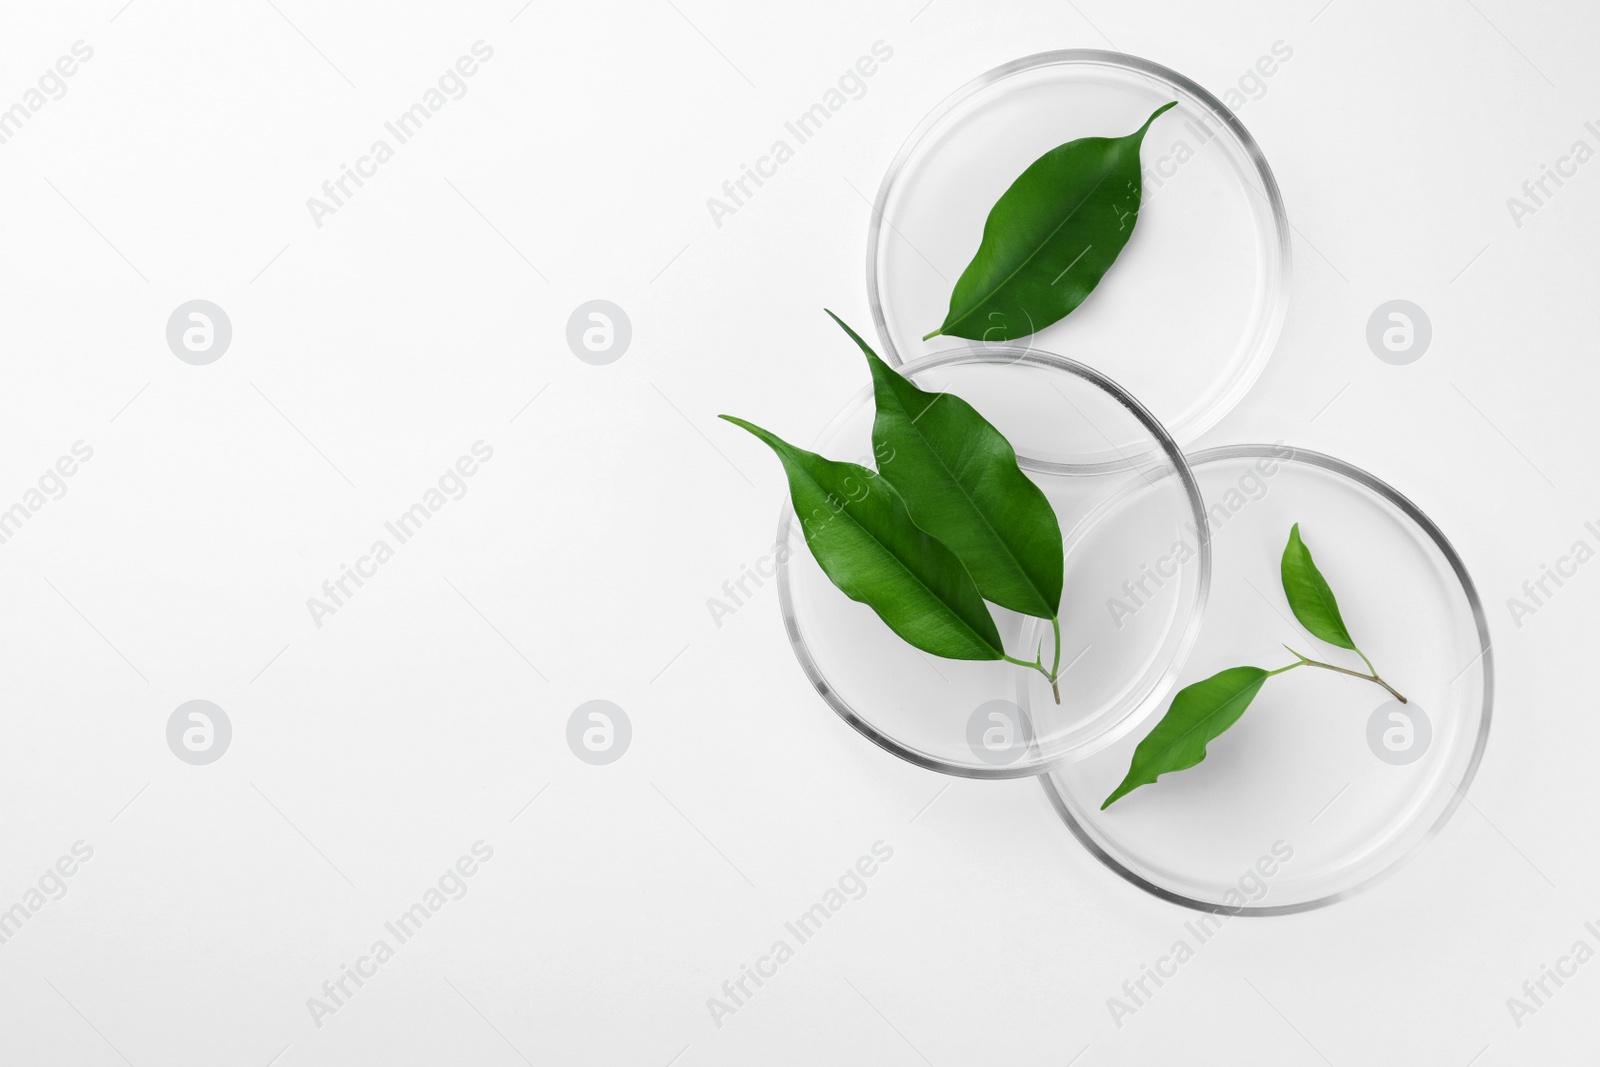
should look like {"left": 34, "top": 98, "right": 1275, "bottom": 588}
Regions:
{"left": 720, "top": 415, "right": 1005, "bottom": 661}
{"left": 1101, "top": 666, "right": 1271, "bottom": 809}
{"left": 926, "top": 101, "right": 1177, "bottom": 343}
{"left": 1280, "top": 522, "right": 1357, "bottom": 651}
{"left": 827, "top": 311, "right": 1063, "bottom": 620}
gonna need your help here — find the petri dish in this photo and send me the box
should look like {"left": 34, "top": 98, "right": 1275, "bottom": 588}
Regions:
{"left": 1040, "top": 445, "right": 1492, "bottom": 913}
{"left": 866, "top": 50, "right": 1290, "bottom": 445}
{"left": 776, "top": 347, "right": 1209, "bottom": 778}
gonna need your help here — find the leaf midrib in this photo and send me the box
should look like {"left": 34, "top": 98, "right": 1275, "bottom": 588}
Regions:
{"left": 940, "top": 161, "right": 1119, "bottom": 337}
{"left": 1292, "top": 529, "right": 1352, "bottom": 647}
{"left": 887, "top": 389, "right": 1054, "bottom": 618}
{"left": 795, "top": 463, "right": 999, "bottom": 654}
{"left": 1309, "top": 571, "right": 1350, "bottom": 644}
{"left": 1129, "top": 674, "right": 1262, "bottom": 781}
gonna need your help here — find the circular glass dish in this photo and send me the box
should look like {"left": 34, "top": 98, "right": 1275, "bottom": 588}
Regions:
{"left": 866, "top": 50, "right": 1290, "bottom": 445}
{"left": 776, "top": 347, "right": 1209, "bottom": 778}
{"left": 1041, "top": 445, "right": 1492, "bottom": 913}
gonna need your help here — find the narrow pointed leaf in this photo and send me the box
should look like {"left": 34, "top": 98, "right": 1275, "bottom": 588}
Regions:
{"left": 926, "top": 101, "right": 1177, "bottom": 343}
{"left": 721, "top": 416, "right": 1005, "bottom": 661}
{"left": 1280, "top": 523, "right": 1356, "bottom": 651}
{"left": 828, "top": 311, "right": 1063, "bottom": 620}
{"left": 1101, "top": 666, "right": 1271, "bottom": 809}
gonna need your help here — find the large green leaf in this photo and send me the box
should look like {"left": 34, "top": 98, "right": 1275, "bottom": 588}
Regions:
{"left": 721, "top": 416, "right": 1005, "bottom": 661}
{"left": 1101, "top": 666, "right": 1271, "bottom": 809}
{"left": 827, "top": 311, "right": 1062, "bottom": 620}
{"left": 1280, "top": 523, "right": 1356, "bottom": 651}
{"left": 925, "top": 101, "right": 1177, "bottom": 343}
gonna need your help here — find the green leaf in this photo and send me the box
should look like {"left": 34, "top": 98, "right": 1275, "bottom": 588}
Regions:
{"left": 1280, "top": 522, "right": 1357, "bottom": 651}
{"left": 1101, "top": 666, "right": 1271, "bottom": 809}
{"left": 720, "top": 415, "right": 1005, "bottom": 661}
{"left": 926, "top": 101, "right": 1177, "bottom": 343}
{"left": 827, "top": 311, "right": 1063, "bottom": 620}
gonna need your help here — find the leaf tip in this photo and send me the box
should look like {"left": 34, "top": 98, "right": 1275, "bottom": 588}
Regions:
{"left": 826, "top": 311, "right": 892, "bottom": 374}
{"left": 1101, "top": 772, "right": 1144, "bottom": 809}
{"left": 1282, "top": 522, "right": 1304, "bottom": 562}
{"left": 1134, "top": 100, "right": 1179, "bottom": 139}
{"left": 718, "top": 414, "right": 762, "bottom": 440}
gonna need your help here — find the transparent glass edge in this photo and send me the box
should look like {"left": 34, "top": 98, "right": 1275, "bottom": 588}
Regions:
{"left": 864, "top": 48, "right": 1294, "bottom": 446}
{"left": 1038, "top": 443, "right": 1495, "bottom": 915}
{"left": 774, "top": 347, "right": 1213, "bottom": 779}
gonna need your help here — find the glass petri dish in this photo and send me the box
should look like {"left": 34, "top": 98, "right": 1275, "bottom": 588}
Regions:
{"left": 866, "top": 50, "right": 1290, "bottom": 445}
{"left": 777, "top": 347, "right": 1209, "bottom": 778}
{"left": 1041, "top": 445, "right": 1492, "bottom": 913}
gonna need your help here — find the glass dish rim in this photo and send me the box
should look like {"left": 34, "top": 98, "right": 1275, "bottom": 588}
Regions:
{"left": 1038, "top": 443, "right": 1496, "bottom": 915}
{"left": 775, "top": 344, "right": 1212, "bottom": 779}
{"left": 863, "top": 47, "right": 1293, "bottom": 444}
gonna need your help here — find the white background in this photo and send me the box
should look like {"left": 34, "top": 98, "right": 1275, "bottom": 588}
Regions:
{"left": 0, "top": 0, "right": 1594, "bottom": 1063}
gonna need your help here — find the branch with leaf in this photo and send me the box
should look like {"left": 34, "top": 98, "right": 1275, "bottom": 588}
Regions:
{"left": 1101, "top": 523, "right": 1408, "bottom": 809}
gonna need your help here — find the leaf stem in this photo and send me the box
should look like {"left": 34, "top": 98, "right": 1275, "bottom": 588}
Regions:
{"left": 1002, "top": 615, "right": 1063, "bottom": 705}
{"left": 921, "top": 328, "right": 942, "bottom": 342}
{"left": 1354, "top": 646, "right": 1378, "bottom": 678}
{"left": 1049, "top": 615, "right": 1062, "bottom": 705}
{"left": 1001, "top": 654, "right": 1052, "bottom": 681}
{"left": 1279, "top": 646, "right": 1407, "bottom": 704}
